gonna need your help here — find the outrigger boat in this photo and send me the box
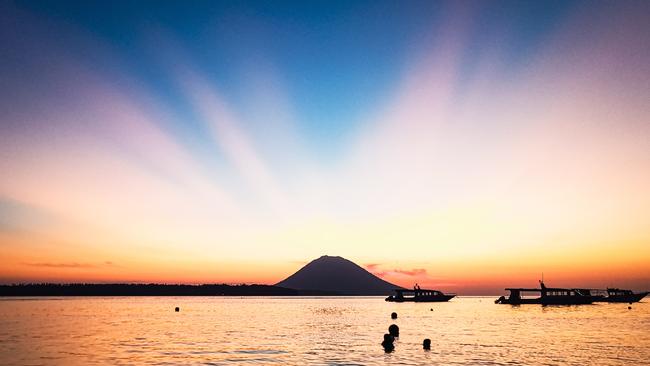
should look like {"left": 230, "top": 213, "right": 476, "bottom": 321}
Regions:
{"left": 385, "top": 288, "right": 455, "bottom": 302}
{"left": 495, "top": 281, "right": 596, "bottom": 305}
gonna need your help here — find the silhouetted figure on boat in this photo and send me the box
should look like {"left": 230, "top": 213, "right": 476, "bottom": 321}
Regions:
{"left": 423, "top": 338, "right": 431, "bottom": 350}
{"left": 388, "top": 324, "right": 399, "bottom": 338}
{"left": 381, "top": 334, "right": 395, "bottom": 352}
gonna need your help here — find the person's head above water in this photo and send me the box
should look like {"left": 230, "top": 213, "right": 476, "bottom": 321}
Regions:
{"left": 382, "top": 334, "right": 395, "bottom": 352}
{"left": 388, "top": 324, "right": 399, "bottom": 337}
{"left": 423, "top": 338, "right": 431, "bottom": 350}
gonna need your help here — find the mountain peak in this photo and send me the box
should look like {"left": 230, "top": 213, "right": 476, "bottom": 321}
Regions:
{"left": 314, "top": 255, "right": 344, "bottom": 262}
{"left": 276, "top": 255, "right": 402, "bottom": 295}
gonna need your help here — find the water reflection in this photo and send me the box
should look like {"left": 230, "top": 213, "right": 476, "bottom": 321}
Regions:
{"left": 0, "top": 297, "right": 648, "bottom": 365}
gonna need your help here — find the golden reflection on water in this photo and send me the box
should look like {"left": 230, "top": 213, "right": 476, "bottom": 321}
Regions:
{"left": 0, "top": 297, "right": 648, "bottom": 365}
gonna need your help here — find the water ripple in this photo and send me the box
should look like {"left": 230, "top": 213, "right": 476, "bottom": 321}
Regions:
{"left": 0, "top": 297, "right": 648, "bottom": 365}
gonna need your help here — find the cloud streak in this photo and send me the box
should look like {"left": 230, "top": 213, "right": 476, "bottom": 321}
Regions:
{"left": 22, "top": 262, "right": 114, "bottom": 269}
{"left": 365, "top": 264, "right": 428, "bottom": 278}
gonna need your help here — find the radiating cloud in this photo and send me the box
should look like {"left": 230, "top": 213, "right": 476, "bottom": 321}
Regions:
{"left": 177, "top": 68, "right": 292, "bottom": 215}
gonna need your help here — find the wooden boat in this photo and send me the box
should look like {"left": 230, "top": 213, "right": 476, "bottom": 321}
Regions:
{"left": 385, "top": 288, "right": 455, "bottom": 302}
{"left": 495, "top": 281, "right": 595, "bottom": 305}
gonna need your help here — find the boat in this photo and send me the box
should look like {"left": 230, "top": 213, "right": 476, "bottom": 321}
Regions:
{"left": 603, "top": 288, "right": 648, "bottom": 303}
{"left": 571, "top": 288, "right": 648, "bottom": 303}
{"left": 572, "top": 288, "right": 607, "bottom": 302}
{"left": 495, "top": 281, "right": 595, "bottom": 305}
{"left": 385, "top": 288, "right": 455, "bottom": 302}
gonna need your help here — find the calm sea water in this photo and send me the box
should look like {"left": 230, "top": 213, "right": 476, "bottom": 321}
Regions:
{"left": 0, "top": 296, "right": 648, "bottom": 365}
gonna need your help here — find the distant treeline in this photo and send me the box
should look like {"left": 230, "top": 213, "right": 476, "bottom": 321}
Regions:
{"left": 0, "top": 283, "right": 339, "bottom": 296}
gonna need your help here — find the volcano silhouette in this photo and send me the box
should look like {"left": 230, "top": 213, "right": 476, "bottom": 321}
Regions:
{"left": 276, "top": 255, "right": 403, "bottom": 295}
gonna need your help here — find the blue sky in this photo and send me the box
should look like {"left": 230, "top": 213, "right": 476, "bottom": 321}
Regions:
{"left": 9, "top": 0, "right": 573, "bottom": 156}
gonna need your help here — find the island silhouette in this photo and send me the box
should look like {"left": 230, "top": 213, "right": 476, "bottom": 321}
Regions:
{"left": 0, "top": 255, "right": 401, "bottom": 296}
{"left": 277, "top": 255, "right": 402, "bottom": 295}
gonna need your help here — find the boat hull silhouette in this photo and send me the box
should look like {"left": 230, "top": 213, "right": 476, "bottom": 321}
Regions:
{"left": 571, "top": 288, "right": 648, "bottom": 303}
{"left": 495, "top": 281, "right": 596, "bottom": 305}
{"left": 495, "top": 295, "right": 594, "bottom": 305}
{"left": 603, "top": 292, "right": 648, "bottom": 303}
{"left": 599, "top": 289, "right": 648, "bottom": 303}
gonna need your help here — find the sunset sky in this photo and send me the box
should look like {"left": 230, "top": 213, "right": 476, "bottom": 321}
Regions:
{"left": 1, "top": 1, "right": 649, "bottom": 294}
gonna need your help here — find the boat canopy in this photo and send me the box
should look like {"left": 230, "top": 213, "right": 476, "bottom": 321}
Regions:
{"left": 394, "top": 289, "right": 447, "bottom": 296}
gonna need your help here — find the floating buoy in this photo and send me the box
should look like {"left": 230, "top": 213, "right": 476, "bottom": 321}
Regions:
{"left": 628, "top": 306, "right": 632, "bottom": 310}
{"left": 430, "top": 308, "right": 433, "bottom": 311}
{"left": 391, "top": 312, "right": 397, "bottom": 319}
{"left": 423, "top": 338, "right": 431, "bottom": 350}
{"left": 175, "top": 307, "right": 180, "bottom": 312}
